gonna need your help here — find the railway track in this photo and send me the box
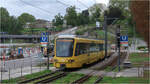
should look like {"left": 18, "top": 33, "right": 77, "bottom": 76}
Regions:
{"left": 35, "top": 72, "right": 67, "bottom": 83}
{"left": 19, "top": 71, "right": 57, "bottom": 83}
{"left": 19, "top": 69, "right": 67, "bottom": 84}
{"left": 71, "top": 71, "right": 95, "bottom": 84}
{"left": 19, "top": 52, "right": 127, "bottom": 84}
{"left": 71, "top": 71, "right": 105, "bottom": 84}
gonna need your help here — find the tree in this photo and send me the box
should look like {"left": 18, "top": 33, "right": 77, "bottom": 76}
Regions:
{"left": 91, "top": 7, "right": 101, "bottom": 22}
{"left": 105, "top": 6, "right": 124, "bottom": 25}
{"left": 0, "top": 7, "right": 23, "bottom": 34}
{"left": 52, "top": 13, "right": 64, "bottom": 26}
{"left": 65, "top": 6, "right": 77, "bottom": 26}
{"left": 81, "top": 10, "right": 89, "bottom": 25}
{"left": 8, "top": 16, "right": 23, "bottom": 34}
{"left": 18, "top": 13, "right": 36, "bottom": 25}
{"left": 0, "top": 7, "right": 10, "bottom": 32}
{"left": 109, "top": 0, "right": 130, "bottom": 18}
{"left": 88, "top": 3, "right": 105, "bottom": 23}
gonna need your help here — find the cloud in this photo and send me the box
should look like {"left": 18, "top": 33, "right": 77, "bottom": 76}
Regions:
{"left": 0, "top": 0, "right": 109, "bottom": 21}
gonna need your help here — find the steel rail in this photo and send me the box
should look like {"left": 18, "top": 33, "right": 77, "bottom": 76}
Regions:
{"left": 35, "top": 72, "right": 67, "bottom": 83}
{"left": 18, "top": 71, "right": 57, "bottom": 83}
{"left": 71, "top": 71, "right": 95, "bottom": 84}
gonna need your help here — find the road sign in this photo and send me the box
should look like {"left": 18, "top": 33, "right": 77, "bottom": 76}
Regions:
{"left": 96, "top": 21, "right": 100, "bottom": 28}
{"left": 40, "top": 32, "right": 48, "bottom": 42}
{"left": 120, "top": 36, "right": 128, "bottom": 46}
{"left": 40, "top": 32, "right": 48, "bottom": 47}
{"left": 120, "top": 36, "right": 128, "bottom": 42}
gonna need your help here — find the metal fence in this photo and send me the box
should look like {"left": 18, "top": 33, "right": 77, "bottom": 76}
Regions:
{"left": 0, "top": 56, "right": 48, "bottom": 81}
{"left": 0, "top": 46, "right": 50, "bottom": 82}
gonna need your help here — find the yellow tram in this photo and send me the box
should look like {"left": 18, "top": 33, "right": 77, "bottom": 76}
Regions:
{"left": 53, "top": 35, "right": 111, "bottom": 68}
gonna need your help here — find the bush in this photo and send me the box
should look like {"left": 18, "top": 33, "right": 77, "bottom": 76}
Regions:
{"left": 137, "top": 46, "right": 147, "bottom": 50}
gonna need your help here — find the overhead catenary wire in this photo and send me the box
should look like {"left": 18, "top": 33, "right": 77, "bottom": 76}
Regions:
{"left": 76, "top": 0, "right": 89, "bottom": 9}
{"left": 19, "top": 0, "right": 53, "bottom": 15}
{"left": 56, "top": 0, "right": 81, "bottom": 11}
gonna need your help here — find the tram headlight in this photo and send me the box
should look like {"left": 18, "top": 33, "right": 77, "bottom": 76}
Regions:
{"left": 54, "top": 59, "right": 58, "bottom": 62}
{"left": 68, "top": 59, "right": 75, "bottom": 62}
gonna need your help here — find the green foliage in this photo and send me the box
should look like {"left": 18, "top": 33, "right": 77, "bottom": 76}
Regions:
{"left": 2, "top": 70, "right": 51, "bottom": 83}
{"left": 75, "top": 26, "right": 90, "bottom": 35}
{"left": 75, "top": 27, "right": 86, "bottom": 35}
{"left": 18, "top": 13, "right": 36, "bottom": 25}
{"left": 129, "top": 53, "right": 149, "bottom": 67}
{"left": 137, "top": 46, "right": 147, "bottom": 50}
{"left": 76, "top": 13, "right": 88, "bottom": 26}
{"left": 51, "top": 73, "right": 84, "bottom": 83}
{"left": 53, "top": 25, "right": 64, "bottom": 32}
{"left": 52, "top": 13, "right": 64, "bottom": 26}
{"left": 91, "top": 7, "right": 101, "bottom": 22}
{"left": 65, "top": 6, "right": 78, "bottom": 26}
{"left": 105, "top": 6, "right": 124, "bottom": 25}
{"left": 0, "top": 7, "right": 24, "bottom": 34}
{"left": 84, "top": 76, "right": 98, "bottom": 83}
{"left": 101, "top": 77, "right": 149, "bottom": 83}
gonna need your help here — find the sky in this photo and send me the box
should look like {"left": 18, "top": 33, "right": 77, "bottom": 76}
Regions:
{"left": 0, "top": 0, "right": 109, "bottom": 21}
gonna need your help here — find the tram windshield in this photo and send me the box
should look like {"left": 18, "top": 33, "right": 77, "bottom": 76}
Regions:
{"left": 56, "top": 38, "right": 74, "bottom": 57}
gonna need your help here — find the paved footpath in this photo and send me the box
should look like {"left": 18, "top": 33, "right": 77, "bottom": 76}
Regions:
{"left": 73, "top": 67, "right": 149, "bottom": 77}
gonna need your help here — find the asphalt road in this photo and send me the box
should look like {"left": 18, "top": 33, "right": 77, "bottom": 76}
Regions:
{"left": 0, "top": 53, "right": 47, "bottom": 70}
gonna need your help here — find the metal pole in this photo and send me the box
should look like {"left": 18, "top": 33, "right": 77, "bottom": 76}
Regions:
{"left": 47, "top": 28, "right": 50, "bottom": 70}
{"left": 104, "top": 16, "right": 107, "bottom": 57}
{"left": 117, "top": 26, "right": 121, "bottom": 72}
{"left": 118, "top": 43, "right": 120, "bottom": 72}
{"left": 9, "top": 68, "right": 10, "bottom": 82}
{"left": 1, "top": 57, "right": 2, "bottom": 83}
{"left": 115, "top": 27, "right": 117, "bottom": 52}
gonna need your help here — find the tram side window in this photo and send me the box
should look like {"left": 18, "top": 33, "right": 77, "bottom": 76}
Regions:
{"left": 75, "top": 43, "right": 88, "bottom": 56}
{"left": 99, "top": 44, "right": 104, "bottom": 51}
{"left": 89, "top": 44, "right": 99, "bottom": 52}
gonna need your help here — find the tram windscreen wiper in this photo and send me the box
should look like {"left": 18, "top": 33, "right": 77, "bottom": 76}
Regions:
{"left": 56, "top": 39, "right": 74, "bottom": 57}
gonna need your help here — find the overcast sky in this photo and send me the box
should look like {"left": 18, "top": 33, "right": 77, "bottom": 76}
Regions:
{"left": 0, "top": 0, "right": 109, "bottom": 21}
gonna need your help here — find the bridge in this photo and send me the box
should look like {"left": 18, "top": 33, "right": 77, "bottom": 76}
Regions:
{"left": 0, "top": 27, "right": 77, "bottom": 43}
{"left": 0, "top": 35, "right": 41, "bottom": 43}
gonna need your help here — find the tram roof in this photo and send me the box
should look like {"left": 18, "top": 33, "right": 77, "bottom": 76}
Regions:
{"left": 57, "top": 35, "right": 104, "bottom": 41}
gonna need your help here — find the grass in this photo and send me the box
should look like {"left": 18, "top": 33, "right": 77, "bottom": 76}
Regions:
{"left": 51, "top": 73, "right": 149, "bottom": 83}
{"left": 96, "top": 30, "right": 115, "bottom": 42}
{"left": 100, "top": 77, "right": 149, "bottom": 83}
{"left": 104, "top": 66, "right": 124, "bottom": 72}
{"left": 75, "top": 26, "right": 88, "bottom": 35}
{"left": 84, "top": 76, "right": 98, "bottom": 84}
{"left": 129, "top": 53, "right": 149, "bottom": 66}
{"left": 2, "top": 70, "right": 51, "bottom": 83}
{"left": 51, "top": 73, "right": 85, "bottom": 83}
{"left": 144, "top": 70, "right": 150, "bottom": 80}
{"left": 37, "top": 63, "right": 53, "bottom": 67}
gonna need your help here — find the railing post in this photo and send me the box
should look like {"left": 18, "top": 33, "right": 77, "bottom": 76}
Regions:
{"left": 21, "top": 66, "right": 22, "bottom": 77}
{"left": 9, "top": 68, "right": 10, "bottom": 82}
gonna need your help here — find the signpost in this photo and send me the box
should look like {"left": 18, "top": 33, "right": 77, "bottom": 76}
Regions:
{"left": 117, "top": 25, "right": 120, "bottom": 72}
{"left": 120, "top": 36, "right": 128, "bottom": 47}
{"left": 40, "top": 32, "right": 48, "bottom": 47}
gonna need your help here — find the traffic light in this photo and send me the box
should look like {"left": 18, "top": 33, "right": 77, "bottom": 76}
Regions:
{"left": 47, "top": 46, "right": 53, "bottom": 55}
{"left": 47, "top": 47, "right": 50, "bottom": 55}
{"left": 117, "top": 32, "right": 120, "bottom": 47}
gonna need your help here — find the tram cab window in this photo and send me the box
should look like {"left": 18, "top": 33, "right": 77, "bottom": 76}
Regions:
{"left": 75, "top": 43, "right": 88, "bottom": 56}
{"left": 56, "top": 38, "right": 74, "bottom": 57}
